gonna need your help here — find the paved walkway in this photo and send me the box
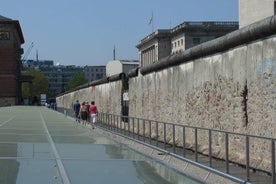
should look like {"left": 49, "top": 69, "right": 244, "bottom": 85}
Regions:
{"left": 0, "top": 106, "right": 201, "bottom": 184}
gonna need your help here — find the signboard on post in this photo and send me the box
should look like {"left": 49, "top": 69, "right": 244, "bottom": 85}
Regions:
{"left": 123, "top": 92, "right": 129, "bottom": 101}
{"left": 40, "top": 94, "right": 47, "bottom": 106}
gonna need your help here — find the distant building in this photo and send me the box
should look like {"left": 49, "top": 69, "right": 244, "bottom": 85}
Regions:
{"left": 23, "top": 60, "right": 84, "bottom": 95}
{"left": 106, "top": 60, "right": 139, "bottom": 76}
{"left": 23, "top": 60, "right": 107, "bottom": 95}
{"left": 41, "top": 65, "right": 83, "bottom": 95}
{"left": 239, "top": 0, "right": 275, "bottom": 28}
{"left": 23, "top": 59, "right": 54, "bottom": 69}
{"left": 137, "top": 21, "right": 238, "bottom": 67}
{"left": 170, "top": 22, "right": 238, "bottom": 54}
{"left": 136, "top": 30, "right": 171, "bottom": 67}
{"left": 83, "top": 65, "right": 106, "bottom": 82}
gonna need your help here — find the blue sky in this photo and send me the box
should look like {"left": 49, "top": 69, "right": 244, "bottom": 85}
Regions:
{"left": 1, "top": 0, "right": 238, "bottom": 66}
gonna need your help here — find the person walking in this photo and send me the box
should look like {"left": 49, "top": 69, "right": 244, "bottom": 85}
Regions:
{"left": 89, "top": 101, "right": 98, "bottom": 129}
{"left": 86, "top": 102, "right": 90, "bottom": 124}
{"left": 73, "top": 100, "right": 80, "bottom": 123}
{"left": 79, "top": 101, "right": 88, "bottom": 126}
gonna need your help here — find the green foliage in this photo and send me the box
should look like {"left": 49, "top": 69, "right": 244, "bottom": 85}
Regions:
{"left": 22, "top": 68, "right": 52, "bottom": 99}
{"left": 65, "top": 72, "right": 88, "bottom": 91}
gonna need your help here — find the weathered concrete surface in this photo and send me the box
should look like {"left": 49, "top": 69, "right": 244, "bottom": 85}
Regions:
{"left": 128, "top": 36, "right": 276, "bottom": 172}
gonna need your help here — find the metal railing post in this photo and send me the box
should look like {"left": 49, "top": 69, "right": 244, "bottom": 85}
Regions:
{"left": 109, "top": 114, "right": 111, "bottom": 128}
{"left": 112, "top": 114, "right": 114, "bottom": 130}
{"left": 195, "top": 128, "right": 198, "bottom": 162}
{"left": 164, "top": 123, "right": 166, "bottom": 150}
{"left": 143, "top": 119, "right": 145, "bottom": 142}
{"left": 107, "top": 114, "right": 109, "bottom": 129}
{"left": 132, "top": 117, "right": 135, "bottom": 138}
{"left": 137, "top": 119, "right": 140, "bottom": 140}
{"left": 111, "top": 114, "right": 113, "bottom": 129}
{"left": 183, "top": 126, "right": 186, "bottom": 156}
{"left": 156, "top": 122, "right": 159, "bottom": 147}
{"left": 225, "top": 133, "right": 229, "bottom": 173}
{"left": 111, "top": 114, "right": 113, "bottom": 130}
{"left": 209, "top": 130, "right": 212, "bottom": 167}
{"left": 108, "top": 114, "right": 110, "bottom": 128}
{"left": 173, "top": 124, "right": 176, "bottom": 153}
{"left": 149, "top": 120, "right": 152, "bottom": 145}
{"left": 109, "top": 114, "right": 111, "bottom": 129}
{"left": 117, "top": 115, "right": 119, "bottom": 132}
{"left": 128, "top": 117, "right": 131, "bottom": 136}
{"left": 116, "top": 115, "right": 118, "bottom": 131}
{"left": 246, "top": 136, "right": 250, "bottom": 181}
{"left": 272, "top": 139, "right": 275, "bottom": 184}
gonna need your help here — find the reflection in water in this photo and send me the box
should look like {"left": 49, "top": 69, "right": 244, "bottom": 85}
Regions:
{"left": 0, "top": 160, "right": 19, "bottom": 184}
{"left": 104, "top": 144, "right": 201, "bottom": 184}
{"left": 133, "top": 161, "right": 200, "bottom": 184}
{"left": 0, "top": 143, "right": 19, "bottom": 184}
{"left": 105, "top": 144, "right": 126, "bottom": 159}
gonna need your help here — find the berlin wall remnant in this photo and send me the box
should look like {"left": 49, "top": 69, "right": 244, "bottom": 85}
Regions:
{"left": 128, "top": 15, "right": 276, "bottom": 172}
{"left": 57, "top": 15, "right": 276, "bottom": 173}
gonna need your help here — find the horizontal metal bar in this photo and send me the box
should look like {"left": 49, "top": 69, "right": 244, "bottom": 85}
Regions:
{"left": 99, "top": 113, "right": 276, "bottom": 141}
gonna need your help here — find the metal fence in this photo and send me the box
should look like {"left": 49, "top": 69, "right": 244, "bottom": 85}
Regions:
{"left": 97, "top": 112, "right": 275, "bottom": 184}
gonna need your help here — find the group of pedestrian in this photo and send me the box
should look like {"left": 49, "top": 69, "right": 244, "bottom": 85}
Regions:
{"left": 73, "top": 100, "right": 98, "bottom": 129}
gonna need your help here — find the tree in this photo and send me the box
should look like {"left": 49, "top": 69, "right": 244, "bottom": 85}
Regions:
{"left": 22, "top": 68, "right": 52, "bottom": 100}
{"left": 66, "top": 72, "right": 88, "bottom": 91}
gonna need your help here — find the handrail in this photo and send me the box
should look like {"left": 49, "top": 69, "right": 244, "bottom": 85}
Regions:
{"left": 97, "top": 112, "right": 274, "bottom": 184}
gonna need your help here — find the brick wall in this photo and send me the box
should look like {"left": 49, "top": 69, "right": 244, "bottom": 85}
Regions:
{"left": 0, "top": 75, "right": 16, "bottom": 95}
{"left": 0, "top": 19, "right": 24, "bottom": 105}
{"left": 0, "top": 48, "right": 16, "bottom": 72}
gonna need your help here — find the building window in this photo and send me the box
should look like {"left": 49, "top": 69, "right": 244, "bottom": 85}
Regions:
{"left": 193, "top": 37, "right": 200, "bottom": 45}
{"left": 274, "top": 1, "right": 276, "bottom": 14}
{"left": 181, "top": 39, "right": 184, "bottom": 45}
{"left": 0, "top": 31, "right": 10, "bottom": 40}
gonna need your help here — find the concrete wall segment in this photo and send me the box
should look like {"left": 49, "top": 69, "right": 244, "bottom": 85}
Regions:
{"left": 128, "top": 35, "right": 276, "bottom": 172}
{"left": 56, "top": 80, "right": 123, "bottom": 116}
{"left": 127, "top": 67, "right": 140, "bottom": 78}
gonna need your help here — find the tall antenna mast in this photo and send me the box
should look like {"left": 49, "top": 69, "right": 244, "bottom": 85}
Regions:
{"left": 113, "top": 45, "right": 116, "bottom": 60}
{"left": 36, "top": 49, "right": 38, "bottom": 62}
{"left": 148, "top": 11, "right": 154, "bottom": 33}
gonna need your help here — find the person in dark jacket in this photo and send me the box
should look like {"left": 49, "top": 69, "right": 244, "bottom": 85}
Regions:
{"left": 73, "top": 100, "right": 80, "bottom": 123}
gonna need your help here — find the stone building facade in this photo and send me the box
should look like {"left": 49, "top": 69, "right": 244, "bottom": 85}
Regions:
{"left": 0, "top": 15, "right": 24, "bottom": 106}
{"left": 137, "top": 21, "right": 238, "bottom": 67}
{"left": 136, "top": 30, "right": 171, "bottom": 67}
{"left": 239, "top": 0, "right": 276, "bottom": 28}
{"left": 84, "top": 65, "right": 106, "bottom": 82}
